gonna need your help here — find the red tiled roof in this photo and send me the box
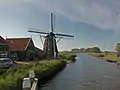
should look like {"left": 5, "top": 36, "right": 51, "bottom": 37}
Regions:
{"left": 6, "top": 38, "right": 31, "bottom": 51}
{"left": 0, "top": 36, "right": 7, "bottom": 44}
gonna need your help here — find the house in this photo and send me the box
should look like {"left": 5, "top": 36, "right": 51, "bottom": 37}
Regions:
{"left": 6, "top": 38, "right": 35, "bottom": 61}
{"left": 35, "top": 47, "right": 45, "bottom": 59}
{"left": 0, "top": 36, "right": 9, "bottom": 57}
{"left": 79, "top": 48, "right": 86, "bottom": 52}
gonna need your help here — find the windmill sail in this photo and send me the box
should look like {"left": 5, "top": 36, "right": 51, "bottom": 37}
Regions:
{"left": 28, "top": 13, "right": 74, "bottom": 59}
{"left": 50, "top": 13, "right": 54, "bottom": 32}
{"left": 55, "top": 33, "right": 74, "bottom": 37}
{"left": 28, "top": 29, "right": 49, "bottom": 34}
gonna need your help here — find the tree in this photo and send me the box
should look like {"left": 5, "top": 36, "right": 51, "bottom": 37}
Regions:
{"left": 115, "top": 43, "right": 120, "bottom": 57}
{"left": 115, "top": 43, "right": 120, "bottom": 52}
{"left": 92, "top": 47, "right": 101, "bottom": 53}
{"left": 71, "top": 48, "right": 79, "bottom": 53}
{"left": 85, "top": 47, "right": 101, "bottom": 53}
{"left": 85, "top": 48, "right": 93, "bottom": 52}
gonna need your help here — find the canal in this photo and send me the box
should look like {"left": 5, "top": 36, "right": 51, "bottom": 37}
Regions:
{"left": 41, "top": 53, "right": 120, "bottom": 90}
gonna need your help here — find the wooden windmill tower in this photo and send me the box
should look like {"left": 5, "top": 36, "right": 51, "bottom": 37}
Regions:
{"left": 28, "top": 13, "right": 74, "bottom": 59}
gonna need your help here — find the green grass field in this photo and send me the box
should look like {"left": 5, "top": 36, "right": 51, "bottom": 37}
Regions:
{"left": 89, "top": 52, "right": 120, "bottom": 61}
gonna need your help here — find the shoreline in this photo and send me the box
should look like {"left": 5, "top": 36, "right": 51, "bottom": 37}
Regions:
{"left": 88, "top": 52, "right": 120, "bottom": 63}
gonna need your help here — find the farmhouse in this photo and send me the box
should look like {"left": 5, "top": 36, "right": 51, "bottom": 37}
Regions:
{"left": 6, "top": 38, "right": 35, "bottom": 60}
{"left": 35, "top": 47, "right": 45, "bottom": 59}
{"left": 0, "top": 36, "right": 9, "bottom": 57}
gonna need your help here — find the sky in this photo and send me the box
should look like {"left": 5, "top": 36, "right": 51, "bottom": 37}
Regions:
{"left": 0, "top": 0, "right": 120, "bottom": 51}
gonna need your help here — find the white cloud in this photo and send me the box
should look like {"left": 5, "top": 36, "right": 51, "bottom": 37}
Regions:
{"left": 0, "top": 0, "right": 120, "bottom": 31}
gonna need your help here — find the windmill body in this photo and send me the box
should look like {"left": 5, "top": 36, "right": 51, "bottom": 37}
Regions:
{"left": 43, "top": 33, "right": 58, "bottom": 59}
{"left": 28, "top": 13, "right": 74, "bottom": 59}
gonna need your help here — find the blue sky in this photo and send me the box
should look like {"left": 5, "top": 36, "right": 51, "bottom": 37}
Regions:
{"left": 0, "top": 0, "right": 120, "bottom": 51}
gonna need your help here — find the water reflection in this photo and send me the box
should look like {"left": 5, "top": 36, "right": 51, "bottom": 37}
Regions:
{"left": 41, "top": 53, "right": 120, "bottom": 90}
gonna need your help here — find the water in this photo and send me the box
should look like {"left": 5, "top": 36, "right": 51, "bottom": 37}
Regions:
{"left": 41, "top": 53, "right": 120, "bottom": 90}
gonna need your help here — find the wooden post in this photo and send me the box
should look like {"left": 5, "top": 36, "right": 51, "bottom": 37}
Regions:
{"left": 22, "top": 70, "right": 38, "bottom": 90}
{"left": 22, "top": 78, "right": 31, "bottom": 90}
{"left": 31, "top": 78, "right": 38, "bottom": 90}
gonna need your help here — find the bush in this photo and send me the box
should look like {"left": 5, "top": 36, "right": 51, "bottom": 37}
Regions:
{"left": 98, "top": 54, "right": 104, "bottom": 57}
{"left": 59, "top": 52, "right": 76, "bottom": 60}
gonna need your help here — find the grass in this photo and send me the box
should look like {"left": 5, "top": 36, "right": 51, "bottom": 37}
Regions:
{"left": 102, "top": 54, "right": 120, "bottom": 61}
{"left": 59, "top": 51, "right": 77, "bottom": 61}
{"left": 0, "top": 60, "right": 66, "bottom": 90}
{"left": 89, "top": 52, "right": 120, "bottom": 61}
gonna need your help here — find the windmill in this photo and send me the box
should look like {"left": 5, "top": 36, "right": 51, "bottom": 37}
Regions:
{"left": 28, "top": 13, "right": 74, "bottom": 59}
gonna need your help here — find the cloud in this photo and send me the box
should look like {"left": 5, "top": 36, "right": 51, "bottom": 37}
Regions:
{"left": 32, "top": 0, "right": 120, "bottom": 30}
{"left": 0, "top": 0, "right": 120, "bottom": 31}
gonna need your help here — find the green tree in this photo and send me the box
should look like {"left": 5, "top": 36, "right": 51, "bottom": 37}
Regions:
{"left": 71, "top": 48, "right": 79, "bottom": 53}
{"left": 85, "top": 48, "right": 92, "bottom": 52}
{"left": 115, "top": 43, "right": 120, "bottom": 57}
{"left": 115, "top": 43, "right": 120, "bottom": 53}
{"left": 85, "top": 47, "right": 101, "bottom": 53}
{"left": 92, "top": 47, "right": 101, "bottom": 53}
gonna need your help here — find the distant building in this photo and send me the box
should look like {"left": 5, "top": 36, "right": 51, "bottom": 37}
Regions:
{"left": 79, "top": 48, "right": 86, "bottom": 52}
{"left": 0, "top": 36, "right": 9, "bottom": 57}
{"left": 6, "top": 38, "right": 35, "bottom": 61}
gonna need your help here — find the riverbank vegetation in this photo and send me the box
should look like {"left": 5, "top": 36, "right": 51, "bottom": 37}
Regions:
{"left": 0, "top": 60, "right": 66, "bottom": 90}
{"left": 88, "top": 43, "right": 120, "bottom": 62}
{"left": 89, "top": 52, "right": 120, "bottom": 62}
{"left": 59, "top": 51, "right": 77, "bottom": 62}
{"left": 71, "top": 47, "right": 101, "bottom": 53}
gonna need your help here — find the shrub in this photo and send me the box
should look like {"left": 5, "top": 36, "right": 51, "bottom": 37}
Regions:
{"left": 59, "top": 52, "right": 76, "bottom": 60}
{"left": 98, "top": 54, "right": 104, "bottom": 57}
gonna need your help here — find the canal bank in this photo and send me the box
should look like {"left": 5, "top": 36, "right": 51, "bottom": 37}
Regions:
{"left": 0, "top": 60, "right": 66, "bottom": 90}
{"left": 88, "top": 52, "right": 120, "bottom": 62}
{"left": 41, "top": 53, "right": 120, "bottom": 90}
